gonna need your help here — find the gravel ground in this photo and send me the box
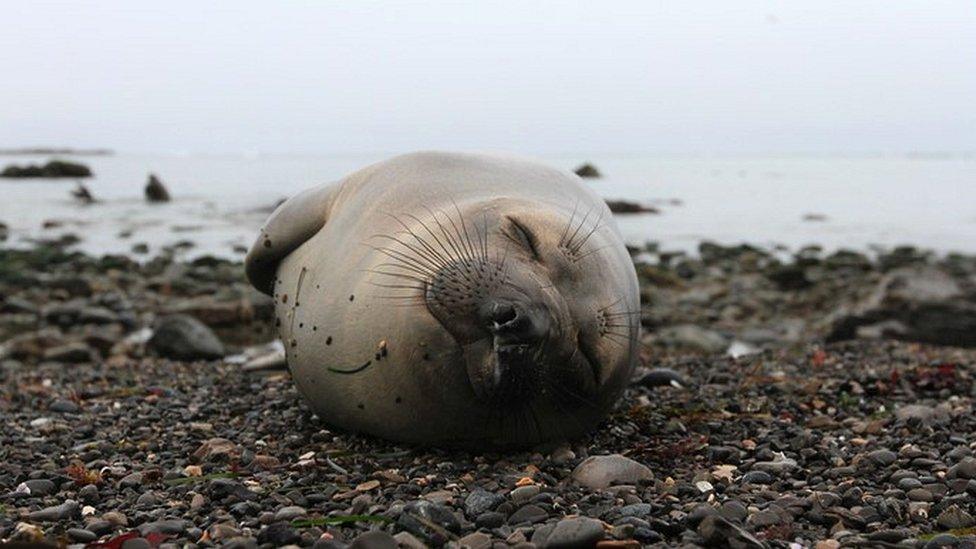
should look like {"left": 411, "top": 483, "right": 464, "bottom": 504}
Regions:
{"left": 4, "top": 339, "right": 976, "bottom": 548}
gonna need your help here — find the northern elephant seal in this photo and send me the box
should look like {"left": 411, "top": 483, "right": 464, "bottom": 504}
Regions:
{"left": 246, "top": 152, "right": 639, "bottom": 447}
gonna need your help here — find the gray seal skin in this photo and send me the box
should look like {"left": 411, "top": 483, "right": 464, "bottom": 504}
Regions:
{"left": 245, "top": 152, "right": 639, "bottom": 448}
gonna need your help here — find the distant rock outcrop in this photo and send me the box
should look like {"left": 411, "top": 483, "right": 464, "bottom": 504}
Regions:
{"left": 828, "top": 266, "right": 976, "bottom": 347}
{"left": 574, "top": 163, "right": 601, "bottom": 178}
{"left": 1, "top": 160, "right": 92, "bottom": 178}
{"left": 71, "top": 183, "right": 95, "bottom": 204}
{"left": 605, "top": 200, "right": 659, "bottom": 214}
{"left": 145, "top": 173, "right": 171, "bottom": 202}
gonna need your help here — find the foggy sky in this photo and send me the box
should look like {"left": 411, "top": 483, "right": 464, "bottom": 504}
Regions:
{"left": 2, "top": 1, "right": 974, "bottom": 155}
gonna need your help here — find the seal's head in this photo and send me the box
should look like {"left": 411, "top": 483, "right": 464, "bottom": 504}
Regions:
{"left": 377, "top": 197, "right": 639, "bottom": 445}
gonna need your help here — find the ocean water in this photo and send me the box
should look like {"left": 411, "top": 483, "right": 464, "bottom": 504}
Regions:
{"left": 1, "top": 152, "right": 974, "bottom": 259}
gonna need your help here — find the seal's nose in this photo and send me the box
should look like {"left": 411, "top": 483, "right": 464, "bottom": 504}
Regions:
{"left": 482, "top": 301, "right": 547, "bottom": 343}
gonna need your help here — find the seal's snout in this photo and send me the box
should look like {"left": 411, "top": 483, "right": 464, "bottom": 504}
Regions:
{"left": 482, "top": 301, "right": 548, "bottom": 344}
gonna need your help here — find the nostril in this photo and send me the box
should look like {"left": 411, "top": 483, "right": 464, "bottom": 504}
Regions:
{"left": 490, "top": 303, "right": 519, "bottom": 328}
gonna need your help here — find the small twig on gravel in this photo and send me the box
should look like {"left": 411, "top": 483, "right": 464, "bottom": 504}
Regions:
{"left": 324, "top": 456, "right": 349, "bottom": 475}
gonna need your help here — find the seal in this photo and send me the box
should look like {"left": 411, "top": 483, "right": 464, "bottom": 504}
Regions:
{"left": 246, "top": 152, "right": 639, "bottom": 447}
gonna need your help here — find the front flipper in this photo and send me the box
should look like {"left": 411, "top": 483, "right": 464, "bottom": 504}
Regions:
{"left": 245, "top": 183, "right": 338, "bottom": 295}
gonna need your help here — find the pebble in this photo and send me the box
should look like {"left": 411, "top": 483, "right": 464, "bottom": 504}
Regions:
{"left": 273, "top": 505, "right": 307, "bottom": 522}
{"left": 257, "top": 522, "right": 301, "bottom": 546}
{"left": 28, "top": 500, "right": 79, "bottom": 521}
{"left": 49, "top": 398, "right": 80, "bottom": 413}
{"left": 349, "top": 531, "right": 398, "bottom": 549}
{"left": 571, "top": 454, "right": 653, "bottom": 489}
{"left": 507, "top": 504, "right": 549, "bottom": 525}
{"left": 534, "top": 516, "right": 605, "bottom": 548}
{"left": 464, "top": 489, "right": 505, "bottom": 517}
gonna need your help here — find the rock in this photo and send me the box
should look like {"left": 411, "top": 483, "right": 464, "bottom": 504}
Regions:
{"left": 397, "top": 500, "right": 461, "bottom": 544}
{"left": 145, "top": 173, "right": 172, "bottom": 202}
{"left": 1, "top": 159, "right": 92, "bottom": 178}
{"left": 392, "top": 531, "right": 427, "bottom": 549}
{"left": 605, "top": 200, "right": 659, "bottom": 214}
{"left": 697, "top": 515, "right": 764, "bottom": 548}
{"left": 138, "top": 519, "right": 188, "bottom": 535}
{"left": 507, "top": 503, "right": 549, "bottom": 525}
{"left": 257, "top": 522, "right": 301, "bottom": 546}
{"left": 510, "top": 484, "right": 541, "bottom": 504}
{"left": 765, "top": 264, "right": 812, "bottom": 290}
{"left": 828, "top": 266, "right": 976, "bottom": 347}
{"left": 936, "top": 504, "right": 975, "bottom": 529}
{"left": 72, "top": 182, "right": 95, "bottom": 204}
{"left": 574, "top": 163, "right": 601, "bottom": 178}
{"left": 348, "top": 531, "right": 398, "bottom": 549}
{"left": 49, "top": 398, "right": 80, "bottom": 413}
{"left": 193, "top": 437, "right": 240, "bottom": 462}
{"left": 740, "top": 471, "right": 774, "bottom": 485}
{"left": 572, "top": 454, "right": 653, "bottom": 489}
{"left": 866, "top": 449, "right": 898, "bottom": 467}
{"left": 28, "top": 499, "right": 80, "bottom": 521}
{"left": 20, "top": 479, "right": 57, "bottom": 496}
{"left": 148, "top": 314, "right": 225, "bottom": 360}
{"left": 273, "top": 505, "right": 306, "bottom": 522}
{"left": 67, "top": 528, "right": 98, "bottom": 542}
{"left": 946, "top": 457, "right": 976, "bottom": 480}
{"left": 121, "top": 537, "right": 152, "bottom": 549}
{"left": 464, "top": 488, "right": 505, "bottom": 517}
{"left": 655, "top": 324, "right": 728, "bottom": 354}
{"left": 534, "top": 516, "right": 605, "bottom": 548}
{"left": 42, "top": 342, "right": 96, "bottom": 363}
{"left": 457, "top": 532, "right": 492, "bottom": 549}
{"left": 895, "top": 404, "right": 949, "bottom": 425}
{"left": 634, "top": 367, "right": 688, "bottom": 388}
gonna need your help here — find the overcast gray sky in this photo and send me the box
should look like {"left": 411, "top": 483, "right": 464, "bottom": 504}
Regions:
{"left": 2, "top": 1, "right": 973, "bottom": 155}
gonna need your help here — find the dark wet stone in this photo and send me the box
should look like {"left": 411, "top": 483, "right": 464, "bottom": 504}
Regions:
{"left": 741, "top": 471, "right": 774, "bottom": 485}
{"left": 397, "top": 500, "right": 461, "bottom": 544}
{"left": 507, "top": 504, "right": 549, "bottom": 525}
{"left": 28, "top": 500, "right": 79, "bottom": 521}
{"left": 120, "top": 538, "right": 152, "bottom": 549}
{"left": 145, "top": 173, "right": 172, "bottom": 202}
{"left": 533, "top": 516, "right": 605, "bottom": 548}
{"left": 256, "top": 522, "right": 300, "bottom": 546}
{"left": 697, "top": 515, "right": 764, "bottom": 548}
{"left": 22, "top": 478, "right": 56, "bottom": 496}
{"left": 138, "top": 519, "right": 188, "bottom": 536}
{"left": 464, "top": 488, "right": 505, "bottom": 517}
{"left": 148, "top": 314, "right": 225, "bottom": 360}
{"left": 349, "top": 531, "right": 398, "bottom": 549}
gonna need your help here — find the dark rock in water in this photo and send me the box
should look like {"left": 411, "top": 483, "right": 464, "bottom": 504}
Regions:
{"left": 828, "top": 266, "right": 976, "bottom": 347}
{"left": 0, "top": 221, "right": 7, "bottom": 241}
{"left": 148, "top": 314, "right": 225, "bottom": 360}
{"left": 145, "top": 173, "right": 171, "bottom": 202}
{"left": 71, "top": 182, "right": 95, "bottom": 204}
{"left": 802, "top": 213, "right": 828, "bottom": 222}
{"left": 1, "top": 159, "right": 93, "bottom": 178}
{"left": 574, "top": 163, "right": 601, "bottom": 178}
{"left": 605, "top": 200, "right": 659, "bottom": 214}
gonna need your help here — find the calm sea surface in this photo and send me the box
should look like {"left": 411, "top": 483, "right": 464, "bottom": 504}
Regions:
{"left": 1, "top": 153, "right": 974, "bottom": 259}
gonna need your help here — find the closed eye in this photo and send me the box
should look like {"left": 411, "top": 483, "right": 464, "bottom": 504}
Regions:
{"left": 505, "top": 216, "right": 541, "bottom": 260}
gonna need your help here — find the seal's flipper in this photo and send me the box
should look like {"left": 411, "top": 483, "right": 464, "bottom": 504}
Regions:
{"left": 245, "top": 183, "right": 337, "bottom": 295}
